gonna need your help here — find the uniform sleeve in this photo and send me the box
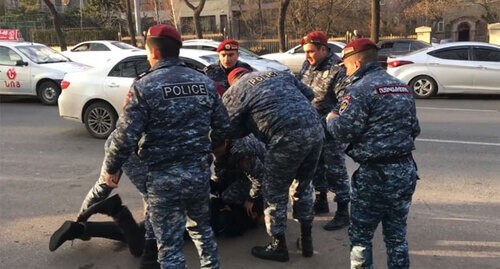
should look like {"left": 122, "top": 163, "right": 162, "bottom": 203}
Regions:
{"left": 326, "top": 88, "right": 370, "bottom": 143}
{"left": 209, "top": 85, "right": 231, "bottom": 148}
{"left": 105, "top": 83, "right": 149, "bottom": 174}
{"left": 221, "top": 86, "right": 251, "bottom": 139}
{"left": 410, "top": 102, "right": 421, "bottom": 139}
{"left": 292, "top": 76, "right": 315, "bottom": 101}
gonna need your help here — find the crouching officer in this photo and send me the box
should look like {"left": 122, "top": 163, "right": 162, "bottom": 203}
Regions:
{"left": 222, "top": 67, "right": 323, "bottom": 262}
{"left": 102, "top": 24, "right": 230, "bottom": 269}
{"left": 326, "top": 38, "right": 420, "bottom": 269}
{"left": 297, "top": 31, "right": 351, "bottom": 230}
{"left": 204, "top": 39, "right": 252, "bottom": 95}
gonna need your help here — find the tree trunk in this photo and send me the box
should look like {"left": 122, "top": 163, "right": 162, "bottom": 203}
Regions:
{"left": 125, "top": 0, "right": 137, "bottom": 46}
{"left": 185, "top": 0, "right": 207, "bottom": 39}
{"left": 278, "top": 0, "right": 291, "bottom": 52}
{"left": 42, "top": 0, "right": 66, "bottom": 51}
{"left": 370, "top": 0, "right": 380, "bottom": 43}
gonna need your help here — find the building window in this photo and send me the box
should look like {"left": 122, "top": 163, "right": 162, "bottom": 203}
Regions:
{"left": 437, "top": 19, "right": 444, "bottom": 33}
{"left": 200, "top": 15, "right": 217, "bottom": 33}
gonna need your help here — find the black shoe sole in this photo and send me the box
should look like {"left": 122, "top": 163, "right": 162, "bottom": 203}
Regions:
{"left": 251, "top": 247, "right": 289, "bottom": 262}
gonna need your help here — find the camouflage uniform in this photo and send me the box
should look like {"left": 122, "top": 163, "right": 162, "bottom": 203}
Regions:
{"left": 204, "top": 61, "right": 252, "bottom": 94}
{"left": 222, "top": 71, "right": 323, "bottom": 237}
{"left": 297, "top": 51, "right": 350, "bottom": 206}
{"left": 105, "top": 58, "right": 230, "bottom": 269}
{"left": 326, "top": 62, "right": 420, "bottom": 269}
{"left": 212, "top": 134, "right": 266, "bottom": 206}
{"left": 78, "top": 133, "right": 156, "bottom": 241}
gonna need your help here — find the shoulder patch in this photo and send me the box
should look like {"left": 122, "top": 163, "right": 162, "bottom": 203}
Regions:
{"left": 339, "top": 95, "right": 351, "bottom": 114}
{"left": 375, "top": 84, "right": 410, "bottom": 95}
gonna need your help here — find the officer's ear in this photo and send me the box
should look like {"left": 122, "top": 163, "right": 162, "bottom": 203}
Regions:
{"left": 151, "top": 46, "right": 161, "bottom": 60}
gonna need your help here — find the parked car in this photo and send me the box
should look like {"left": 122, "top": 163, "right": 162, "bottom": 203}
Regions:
{"left": 386, "top": 42, "right": 500, "bottom": 98}
{"left": 0, "top": 40, "right": 90, "bottom": 105}
{"left": 61, "top": 40, "right": 143, "bottom": 67}
{"left": 182, "top": 39, "right": 290, "bottom": 72}
{"left": 58, "top": 49, "right": 220, "bottom": 139}
{"left": 377, "top": 39, "right": 430, "bottom": 69}
{"left": 261, "top": 41, "right": 346, "bottom": 74}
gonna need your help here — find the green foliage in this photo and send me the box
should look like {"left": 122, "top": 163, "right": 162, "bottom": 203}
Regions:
{"left": 84, "top": 0, "right": 124, "bottom": 28}
{"left": 9, "top": 0, "right": 40, "bottom": 15}
{"left": 31, "top": 28, "right": 118, "bottom": 46}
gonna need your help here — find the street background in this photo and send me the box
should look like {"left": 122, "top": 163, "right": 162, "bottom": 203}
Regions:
{"left": 0, "top": 95, "right": 499, "bottom": 269}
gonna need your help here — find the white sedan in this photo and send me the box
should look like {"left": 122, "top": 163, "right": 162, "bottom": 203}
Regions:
{"left": 61, "top": 40, "right": 143, "bottom": 67}
{"left": 387, "top": 42, "right": 500, "bottom": 98}
{"left": 58, "top": 49, "right": 219, "bottom": 139}
{"left": 261, "top": 41, "right": 346, "bottom": 74}
{"left": 182, "top": 39, "right": 290, "bottom": 72}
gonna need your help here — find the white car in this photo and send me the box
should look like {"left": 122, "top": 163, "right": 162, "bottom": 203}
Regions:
{"left": 58, "top": 49, "right": 220, "bottom": 139}
{"left": 261, "top": 41, "right": 346, "bottom": 74}
{"left": 61, "top": 40, "right": 143, "bottom": 67}
{"left": 387, "top": 42, "right": 500, "bottom": 98}
{"left": 182, "top": 39, "right": 290, "bottom": 72}
{"left": 0, "top": 41, "right": 90, "bottom": 105}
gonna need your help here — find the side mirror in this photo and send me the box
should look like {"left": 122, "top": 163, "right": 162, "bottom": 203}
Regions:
{"left": 15, "top": 60, "right": 28, "bottom": 66}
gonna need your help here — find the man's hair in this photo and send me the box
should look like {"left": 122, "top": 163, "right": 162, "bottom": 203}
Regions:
{"left": 349, "top": 48, "right": 377, "bottom": 63}
{"left": 146, "top": 37, "right": 180, "bottom": 58}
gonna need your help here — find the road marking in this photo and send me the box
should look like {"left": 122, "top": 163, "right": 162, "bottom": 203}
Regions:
{"left": 416, "top": 138, "right": 500, "bottom": 146}
{"left": 417, "top": 106, "right": 498, "bottom": 113}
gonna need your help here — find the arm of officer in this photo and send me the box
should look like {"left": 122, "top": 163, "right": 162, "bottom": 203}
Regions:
{"left": 104, "top": 83, "right": 149, "bottom": 187}
{"left": 410, "top": 101, "right": 421, "bottom": 140}
{"left": 292, "top": 76, "right": 315, "bottom": 101}
{"left": 209, "top": 84, "right": 231, "bottom": 147}
{"left": 221, "top": 86, "right": 251, "bottom": 139}
{"left": 326, "top": 87, "right": 369, "bottom": 143}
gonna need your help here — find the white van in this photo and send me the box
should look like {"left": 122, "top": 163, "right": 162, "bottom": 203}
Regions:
{"left": 0, "top": 31, "right": 90, "bottom": 105}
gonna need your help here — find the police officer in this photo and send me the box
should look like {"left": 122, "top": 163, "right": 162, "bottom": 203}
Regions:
{"left": 102, "top": 24, "right": 230, "bottom": 269}
{"left": 297, "top": 31, "right": 351, "bottom": 230}
{"left": 204, "top": 39, "right": 252, "bottom": 95}
{"left": 211, "top": 134, "right": 266, "bottom": 237}
{"left": 223, "top": 67, "right": 323, "bottom": 262}
{"left": 326, "top": 38, "right": 420, "bottom": 269}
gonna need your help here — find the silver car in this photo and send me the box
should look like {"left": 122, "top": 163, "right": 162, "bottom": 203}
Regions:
{"left": 387, "top": 42, "right": 500, "bottom": 98}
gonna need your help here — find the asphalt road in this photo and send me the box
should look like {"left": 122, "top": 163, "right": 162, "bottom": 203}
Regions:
{"left": 0, "top": 95, "right": 499, "bottom": 269}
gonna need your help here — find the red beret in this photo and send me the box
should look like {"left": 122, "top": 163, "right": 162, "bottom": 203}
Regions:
{"left": 147, "top": 24, "right": 182, "bottom": 45}
{"left": 227, "top": 67, "right": 250, "bottom": 86}
{"left": 300, "top": 31, "right": 328, "bottom": 45}
{"left": 341, "top": 38, "right": 378, "bottom": 59}
{"left": 217, "top": 40, "right": 239, "bottom": 52}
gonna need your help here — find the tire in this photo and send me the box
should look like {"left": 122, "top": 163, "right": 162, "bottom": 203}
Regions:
{"left": 83, "top": 102, "right": 118, "bottom": 139}
{"left": 37, "top": 81, "right": 60, "bottom": 105}
{"left": 409, "top": 75, "right": 437, "bottom": 99}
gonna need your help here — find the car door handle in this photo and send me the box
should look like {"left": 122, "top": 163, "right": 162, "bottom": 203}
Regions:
{"left": 107, "top": 83, "right": 119, "bottom": 88}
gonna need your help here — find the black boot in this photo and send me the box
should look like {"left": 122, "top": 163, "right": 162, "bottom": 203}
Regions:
{"left": 113, "top": 206, "right": 144, "bottom": 257}
{"left": 323, "top": 202, "right": 350, "bottom": 231}
{"left": 313, "top": 192, "right": 329, "bottom": 215}
{"left": 77, "top": 194, "right": 123, "bottom": 222}
{"left": 251, "top": 234, "right": 289, "bottom": 262}
{"left": 49, "top": 221, "right": 85, "bottom": 251}
{"left": 298, "top": 224, "right": 313, "bottom": 257}
{"left": 140, "top": 239, "right": 160, "bottom": 269}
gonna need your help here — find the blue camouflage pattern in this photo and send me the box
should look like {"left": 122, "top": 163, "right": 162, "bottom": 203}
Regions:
{"left": 326, "top": 62, "right": 420, "bottom": 269}
{"left": 297, "top": 51, "right": 350, "bottom": 203}
{"left": 212, "top": 134, "right": 266, "bottom": 205}
{"left": 105, "top": 58, "right": 230, "bottom": 269}
{"left": 222, "top": 71, "right": 323, "bottom": 236}
{"left": 204, "top": 60, "right": 252, "bottom": 94}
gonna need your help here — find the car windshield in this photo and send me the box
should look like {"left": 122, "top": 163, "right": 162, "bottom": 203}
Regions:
{"left": 16, "top": 45, "right": 69, "bottom": 64}
{"left": 200, "top": 54, "right": 219, "bottom": 65}
{"left": 111, "top": 41, "right": 137, "bottom": 50}
{"left": 239, "top": 47, "right": 261, "bottom": 59}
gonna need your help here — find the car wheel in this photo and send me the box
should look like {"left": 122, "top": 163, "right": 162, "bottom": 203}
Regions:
{"left": 37, "top": 81, "right": 60, "bottom": 105}
{"left": 84, "top": 102, "right": 117, "bottom": 139}
{"left": 409, "top": 75, "right": 437, "bottom": 99}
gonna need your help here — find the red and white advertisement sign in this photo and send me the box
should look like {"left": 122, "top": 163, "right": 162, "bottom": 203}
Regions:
{"left": 0, "top": 29, "right": 24, "bottom": 41}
